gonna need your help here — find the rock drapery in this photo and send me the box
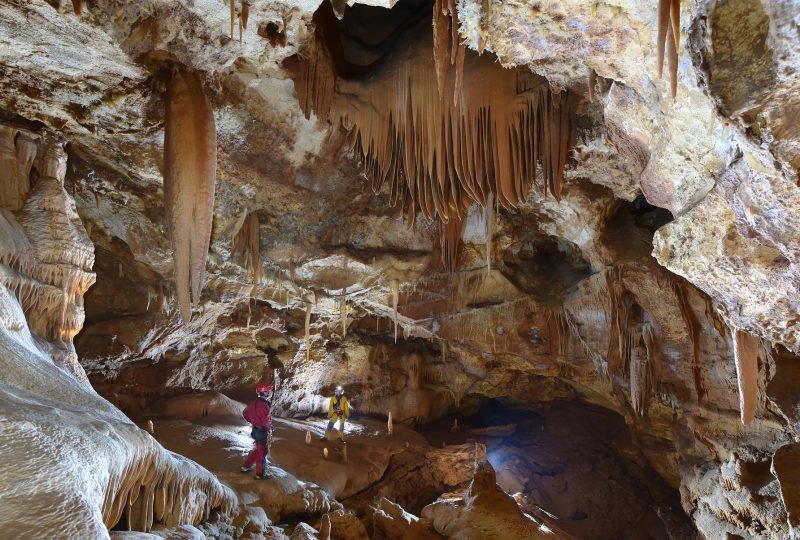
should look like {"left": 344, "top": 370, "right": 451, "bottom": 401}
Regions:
{"left": 0, "top": 129, "right": 234, "bottom": 538}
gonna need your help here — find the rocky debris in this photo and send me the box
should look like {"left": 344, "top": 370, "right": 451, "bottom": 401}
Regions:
{"left": 685, "top": 452, "right": 788, "bottom": 539}
{"left": 421, "top": 460, "right": 570, "bottom": 539}
{"left": 368, "top": 498, "right": 443, "bottom": 540}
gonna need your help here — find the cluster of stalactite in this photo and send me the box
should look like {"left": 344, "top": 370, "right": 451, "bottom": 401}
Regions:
{"left": 0, "top": 129, "right": 95, "bottom": 343}
{"left": 604, "top": 268, "right": 664, "bottom": 416}
{"left": 101, "top": 436, "right": 236, "bottom": 532}
{"left": 288, "top": 2, "right": 574, "bottom": 271}
{"left": 232, "top": 212, "right": 262, "bottom": 286}
{"left": 163, "top": 68, "right": 217, "bottom": 323}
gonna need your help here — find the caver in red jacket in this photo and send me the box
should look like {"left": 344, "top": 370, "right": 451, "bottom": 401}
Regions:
{"left": 243, "top": 397, "right": 272, "bottom": 431}
{"left": 242, "top": 383, "right": 273, "bottom": 479}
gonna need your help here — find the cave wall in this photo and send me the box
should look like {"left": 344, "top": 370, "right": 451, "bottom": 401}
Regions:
{"left": 0, "top": 125, "right": 235, "bottom": 537}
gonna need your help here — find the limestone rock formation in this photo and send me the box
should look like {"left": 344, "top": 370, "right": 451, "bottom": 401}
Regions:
{"left": 1, "top": 0, "right": 799, "bottom": 537}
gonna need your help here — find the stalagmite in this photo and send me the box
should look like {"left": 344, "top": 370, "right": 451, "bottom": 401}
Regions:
{"left": 391, "top": 280, "right": 399, "bottom": 343}
{"left": 146, "top": 420, "right": 154, "bottom": 434}
{"left": 588, "top": 68, "right": 596, "bottom": 103}
{"left": 305, "top": 300, "right": 312, "bottom": 361}
{"left": 733, "top": 329, "right": 760, "bottom": 425}
{"left": 305, "top": 431, "right": 312, "bottom": 445}
{"left": 388, "top": 411, "right": 393, "bottom": 435}
{"left": 342, "top": 444, "right": 348, "bottom": 463}
{"left": 163, "top": 68, "right": 217, "bottom": 323}
{"left": 323, "top": 447, "right": 329, "bottom": 459}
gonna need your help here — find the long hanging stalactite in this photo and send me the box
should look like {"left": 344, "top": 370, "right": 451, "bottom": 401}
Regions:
{"left": 163, "top": 68, "right": 217, "bottom": 323}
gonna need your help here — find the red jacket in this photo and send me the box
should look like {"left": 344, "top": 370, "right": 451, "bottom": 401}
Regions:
{"left": 243, "top": 398, "right": 272, "bottom": 430}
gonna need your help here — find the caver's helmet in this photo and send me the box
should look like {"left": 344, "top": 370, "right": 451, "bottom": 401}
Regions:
{"left": 256, "top": 383, "right": 272, "bottom": 397}
{"left": 334, "top": 385, "right": 344, "bottom": 397}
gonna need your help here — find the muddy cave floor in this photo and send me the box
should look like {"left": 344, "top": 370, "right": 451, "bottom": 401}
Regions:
{"left": 116, "top": 393, "right": 692, "bottom": 539}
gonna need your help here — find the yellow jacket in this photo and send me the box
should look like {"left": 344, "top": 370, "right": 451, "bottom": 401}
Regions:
{"left": 328, "top": 395, "right": 350, "bottom": 421}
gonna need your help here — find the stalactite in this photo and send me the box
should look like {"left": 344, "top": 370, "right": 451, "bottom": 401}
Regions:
{"left": 71, "top": 0, "right": 82, "bottom": 15}
{"left": 340, "top": 296, "right": 348, "bottom": 338}
{"left": 229, "top": 0, "right": 235, "bottom": 39}
{"left": 733, "top": 329, "right": 759, "bottom": 425}
{"left": 545, "top": 308, "right": 568, "bottom": 358}
{"left": 163, "top": 68, "right": 217, "bottom": 323}
{"left": 304, "top": 300, "right": 312, "bottom": 361}
{"left": 632, "top": 324, "right": 658, "bottom": 417}
{"left": 672, "top": 280, "right": 705, "bottom": 402}
{"left": 605, "top": 268, "right": 633, "bottom": 375}
{"left": 391, "top": 279, "right": 399, "bottom": 343}
{"left": 232, "top": 212, "right": 262, "bottom": 286}
{"left": 656, "top": 0, "right": 680, "bottom": 99}
{"left": 440, "top": 216, "right": 464, "bottom": 273}
{"left": 241, "top": 1, "right": 249, "bottom": 30}
{"left": 485, "top": 193, "right": 493, "bottom": 274}
{"left": 588, "top": 68, "right": 596, "bottom": 103}
{"left": 288, "top": 10, "right": 574, "bottom": 224}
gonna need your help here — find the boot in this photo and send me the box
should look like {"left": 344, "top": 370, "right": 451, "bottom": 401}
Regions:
{"left": 320, "top": 429, "right": 332, "bottom": 441}
{"left": 255, "top": 472, "right": 269, "bottom": 480}
{"left": 240, "top": 465, "right": 253, "bottom": 473}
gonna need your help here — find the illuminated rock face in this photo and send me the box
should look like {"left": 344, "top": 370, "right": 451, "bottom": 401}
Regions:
{"left": 0, "top": 0, "right": 799, "bottom": 537}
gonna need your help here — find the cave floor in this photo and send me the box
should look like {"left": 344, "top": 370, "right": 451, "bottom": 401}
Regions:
{"left": 147, "top": 412, "right": 429, "bottom": 528}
